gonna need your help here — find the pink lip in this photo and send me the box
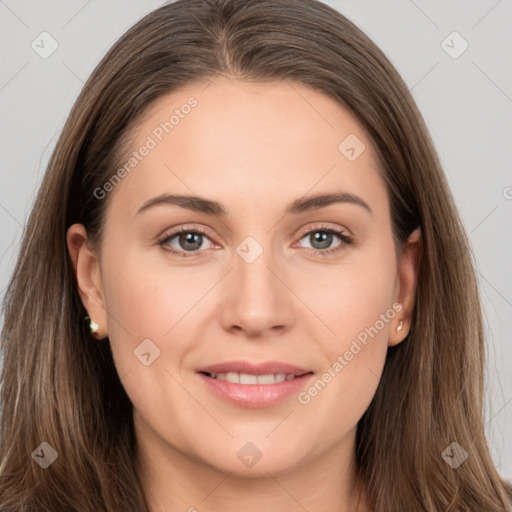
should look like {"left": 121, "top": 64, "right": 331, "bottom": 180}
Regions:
{"left": 196, "top": 360, "right": 314, "bottom": 408}
{"left": 196, "top": 360, "right": 311, "bottom": 376}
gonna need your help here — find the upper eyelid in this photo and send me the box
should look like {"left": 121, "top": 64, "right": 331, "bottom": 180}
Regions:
{"left": 159, "top": 224, "right": 214, "bottom": 238}
{"left": 296, "top": 223, "right": 348, "bottom": 238}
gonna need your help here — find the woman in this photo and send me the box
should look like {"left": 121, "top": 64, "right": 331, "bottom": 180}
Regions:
{"left": 1, "top": 0, "right": 510, "bottom": 510}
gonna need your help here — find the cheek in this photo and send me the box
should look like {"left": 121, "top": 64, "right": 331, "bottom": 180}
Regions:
{"left": 99, "top": 243, "right": 224, "bottom": 395}
{"left": 101, "top": 243, "right": 211, "bottom": 340}
{"left": 98, "top": 247, "right": 202, "bottom": 423}
{"left": 296, "top": 270, "right": 395, "bottom": 445}
{"left": 297, "top": 246, "right": 397, "bottom": 347}
{"left": 295, "top": 245, "right": 397, "bottom": 415}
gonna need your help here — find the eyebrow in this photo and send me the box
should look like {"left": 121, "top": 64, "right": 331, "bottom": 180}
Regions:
{"left": 135, "top": 190, "right": 372, "bottom": 217}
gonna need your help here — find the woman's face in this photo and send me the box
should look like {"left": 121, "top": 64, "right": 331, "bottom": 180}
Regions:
{"left": 69, "top": 78, "right": 419, "bottom": 478}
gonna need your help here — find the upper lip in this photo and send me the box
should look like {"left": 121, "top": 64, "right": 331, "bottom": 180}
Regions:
{"left": 197, "top": 360, "right": 312, "bottom": 376}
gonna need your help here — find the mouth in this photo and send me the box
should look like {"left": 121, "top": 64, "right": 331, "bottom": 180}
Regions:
{"left": 200, "top": 371, "right": 310, "bottom": 384}
{"left": 196, "top": 361, "right": 314, "bottom": 408}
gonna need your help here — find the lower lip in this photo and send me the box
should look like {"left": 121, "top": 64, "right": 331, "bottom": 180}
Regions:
{"left": 197, "top": 373, "right": 314, "bottom": 408}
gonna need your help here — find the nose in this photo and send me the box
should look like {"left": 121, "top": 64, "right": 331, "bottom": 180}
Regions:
{"left": 219, "top": 244, "right": 296, "bottom": 339}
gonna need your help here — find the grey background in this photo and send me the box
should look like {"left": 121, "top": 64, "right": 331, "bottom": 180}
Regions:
{"left": 0, "top": 0, "right": 511, "bottom": 478}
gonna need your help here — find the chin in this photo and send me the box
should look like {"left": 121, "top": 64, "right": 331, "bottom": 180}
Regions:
{"left": 196, "top": 440, "right": 310, "bottom": 478}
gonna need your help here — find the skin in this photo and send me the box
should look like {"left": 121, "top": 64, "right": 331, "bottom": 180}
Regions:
{"left": 67, "top": 77, "right": 420, "bottom": 512}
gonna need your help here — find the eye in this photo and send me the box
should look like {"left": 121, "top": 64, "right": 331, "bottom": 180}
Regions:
{"left": 157, "top": 223, "right": 353, "bottom": 258}
{"left": 157, "top": 226, "right": 215, "bottom": 257}
{"left": 296, "top": 224, "right": 353, "bottom": 257}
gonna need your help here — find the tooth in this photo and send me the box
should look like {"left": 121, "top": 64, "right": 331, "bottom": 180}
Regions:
{"left": 256, "top": 374, "right": 276, "bottom": 384}
{"left": 240, "top": 373, "right": 258, "bottom": 384}
{"left": 225, "top": 372, "right": 240, "bottom": 383}
{"left": 212, "top": 372, "right": 298, "bottom": 384}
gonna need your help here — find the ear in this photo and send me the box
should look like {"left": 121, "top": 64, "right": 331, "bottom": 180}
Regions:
{"left": 67, "top": 223, "right": 108, "bottom": 339}
{"left": 389, "top": 227, "right": 421, "bottom": 347}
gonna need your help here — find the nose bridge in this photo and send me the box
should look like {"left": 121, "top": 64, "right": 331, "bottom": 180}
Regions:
{"left": 220, "top": 233, "right": 294, "bottom": 335}
{"left": 234, "top": 234, "right": 279, "bottom": 303}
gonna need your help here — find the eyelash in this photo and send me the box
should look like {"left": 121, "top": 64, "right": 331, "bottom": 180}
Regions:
{"left": 157, "top": 224, "right": 353, "bottom": 258}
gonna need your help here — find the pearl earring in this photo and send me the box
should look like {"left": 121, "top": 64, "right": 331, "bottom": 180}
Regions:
{"left": 85, "top": 316, "right": 100, "bottom": 337}
{"left": 397, "top": 320, "right": 403, "bottom": 332}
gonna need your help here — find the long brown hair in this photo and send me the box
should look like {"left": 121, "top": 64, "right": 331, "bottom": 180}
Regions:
{"left": 1, "top": 0, "right": 510, "bottom": 510}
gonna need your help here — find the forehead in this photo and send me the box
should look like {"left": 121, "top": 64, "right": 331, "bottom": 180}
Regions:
{"left": 107, "top": 77, "right": 387, "bottom": 220}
